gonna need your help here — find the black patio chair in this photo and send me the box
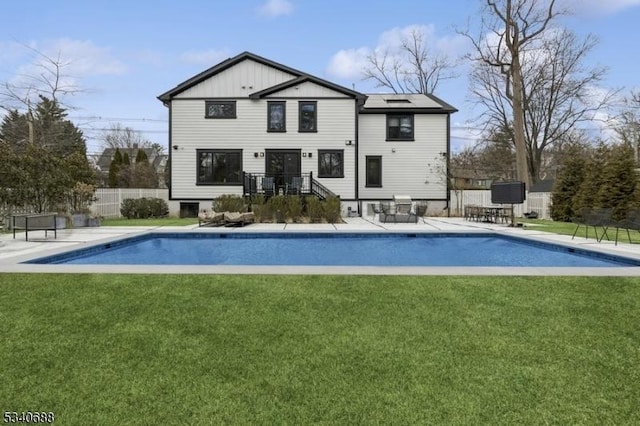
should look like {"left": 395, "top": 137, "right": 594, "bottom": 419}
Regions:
{"left": 612, "top": 208, "right": 640, "bottom": 245}
{"left": 262, "top": 176, "right": 275, "bottom": 196}
{"left": 286, "top": 176, "right": 303, "bottom": 195}
{"left": 571, "top": 207, "right": 613, "bottom": 242}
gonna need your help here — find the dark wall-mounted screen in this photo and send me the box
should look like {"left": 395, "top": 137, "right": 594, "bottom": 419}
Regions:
{"left": 491, "top": 182, "right": 526, "bottom": 204}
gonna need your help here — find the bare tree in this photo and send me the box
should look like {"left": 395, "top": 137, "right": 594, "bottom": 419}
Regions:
{"left": 362, "top": 28, "right": 457, "bottom": 95}
{"left": 461, "top": 0, "right": 561, "bottom": 186}
{"left": 100, "top": 123, "right": 153, "bottom": 150}
{"left": 615, "top": 91, "right": 640, "bottom": 162}
{"left": 461, "top": 0, "right": 615, "bottom": 185}
{"left": 0, "top": 42, "right": 83, "bottom": 114}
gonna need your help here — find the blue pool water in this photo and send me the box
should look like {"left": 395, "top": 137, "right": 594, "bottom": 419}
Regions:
{"left": 27, "top": 233, "right": 640, "bottom": 267}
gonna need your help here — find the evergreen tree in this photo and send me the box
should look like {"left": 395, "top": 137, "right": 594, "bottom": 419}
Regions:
{"left": 122, "top": 152, "right": 131, "bottom": 166}
{"left": 573, "top": 142, "right": 610, "bottom": 214}
{"left": 595, "top": 142, "right": 639, "bottom": 220}
{"left": 550, "top": 147, "right": 587, "bottom": 221}
{"left": 0, "top": 97, "right": 94, "bottom": 212}
{"left": 108, "top": 149, "right": 123, "bottom": 188}
{"left": 135, "top": 149, "right": 149, "bottom": 164}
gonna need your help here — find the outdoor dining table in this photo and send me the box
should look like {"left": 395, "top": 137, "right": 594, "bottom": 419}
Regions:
{"left": 465, "top": 205, "right": 511, "bottom": 224}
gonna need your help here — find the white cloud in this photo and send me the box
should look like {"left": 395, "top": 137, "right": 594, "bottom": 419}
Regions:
{"left": 258, "top": 0, "right": 293, "bottom": 18}
{"left": 326, "top": 48, "right": 370, "bottom": 80}
{"left": 326, "top": 24, "right": 467, "bottom": 83}
{"left": 180, "top": 48, "right": 230, "bottom": 66}
{"left": 42, "top": 38, "right": 127, "bottom": 76}
{"left": 560, "top": 0, "right": 640, "bottom": 16}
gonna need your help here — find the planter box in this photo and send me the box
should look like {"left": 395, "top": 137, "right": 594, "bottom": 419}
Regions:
{"left": 72, "top": 214, "right": 88, "bottom": 227}
{"left": 87, "top": 217, "right": 101, "bottom": 227}
{"left": 55, "top": 216, "right": 68, "bottom": 229}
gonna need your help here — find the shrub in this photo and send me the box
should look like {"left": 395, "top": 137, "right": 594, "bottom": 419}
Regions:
{"left": 120, "top": 197, "right": 169, "bottom": 219}
{"left": 267, "top": 195, "right": 288, "bottom": 222}
{"left": 284, "top": 196, "right": 303, "bottom": 222}
{"left": 213, "top": 194, "right": 247, "bottom": 213}
{"left": 305, "top": 196, "right": 324, "bottom": 223}
{"left": 249, "top": 195, "right": 270, "bottom": 222}
{"left": 323, "top": 196, "right": 342, "bottom": 223}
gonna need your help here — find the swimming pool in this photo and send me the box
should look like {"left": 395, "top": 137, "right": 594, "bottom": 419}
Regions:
{"left": 27, "top": 232, "right": 640, "bottom": 267}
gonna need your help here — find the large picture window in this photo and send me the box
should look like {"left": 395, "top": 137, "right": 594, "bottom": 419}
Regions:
{"left": 197, "top": 149, "right": 242, "bottom": 184}
{"left": 299, "top": 101, "right": 317, "bottom": 132}
{"left": 387, "top": 114, "right": 414, "bottom": 140}
{"left": 365, "top": 156, "right": 382, "bottom": 187}
{"left": 267, "top": 101, "right": 286, "bottom": 132}
{"left": 205, "top": 100, "right": 236, "bottom": 119}
{"left": 318, "top": 150, "right": 344, "bottom": 178}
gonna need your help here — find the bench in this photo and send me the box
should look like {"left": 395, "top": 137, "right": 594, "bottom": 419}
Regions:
{"left": 12, "top": 213, "right": 58, "bottom": 241}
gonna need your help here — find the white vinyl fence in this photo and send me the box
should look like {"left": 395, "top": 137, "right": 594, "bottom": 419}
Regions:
{"left": 88, "top": 188, "right": 552, "bottom": 220}
{"left": 91, "top": 188, "right": 170, "bottom": 218}
{"left": 449, "top": 190, "right": 551, "bottom": 220}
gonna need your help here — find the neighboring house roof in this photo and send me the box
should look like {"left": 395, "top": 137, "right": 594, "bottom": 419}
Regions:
{"left": 95, "top": 147, "right": 165, "bottom": 173}
{"left": 360, "top": 93, "right": 458, "bottom": 114}
{"left": 158, "top": 51, "right": 367, "bottom": 104}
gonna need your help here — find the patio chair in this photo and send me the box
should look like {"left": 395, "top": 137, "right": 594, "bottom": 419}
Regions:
{"left": 198, "top": 210, "right": 225, "bottom": 227}
{"left": 224, "top": 211, "right": 255, "bottom": 227}
{"left": 262, "top": 176, "right": 276, "bottom": 196}
{"left": 612, "top": 208, "right": 640, "bottom": 245}
{"left": 379, "top": 202, "right": 396, "bottom": 223}
{"left": 286, "top": 176, "right": 303, "bottom": 195}
{"left": 571, "top": 207, "right": 612, "bottom": 242}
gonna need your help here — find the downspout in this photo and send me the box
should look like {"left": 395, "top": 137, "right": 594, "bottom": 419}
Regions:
{"left": 446, "top": 113, "right": 451, "bottom": 217}
{"left": 354, "top": 98, "right": 360, "bottom": 215}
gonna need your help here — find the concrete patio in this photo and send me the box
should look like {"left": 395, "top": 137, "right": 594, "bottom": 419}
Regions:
{"left": 2, "top": 216, "right": 640, "bottom": 275}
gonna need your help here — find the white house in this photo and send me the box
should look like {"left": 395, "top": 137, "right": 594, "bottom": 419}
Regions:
{"left": 158, "top": 51, "right": 456, "bottom": 217}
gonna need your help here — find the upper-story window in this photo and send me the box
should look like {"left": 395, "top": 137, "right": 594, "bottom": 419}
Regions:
{"left": 268, "top": 101, "right": 286, "bottom": 132}
{"left": 299, "top": 101, "right": 317, "bottom": 132}
{"left": 387, "top": 114, "right": 414, "bottom": 141}
{"left": 205, "top": 100, "right": 236, "bottom": 119}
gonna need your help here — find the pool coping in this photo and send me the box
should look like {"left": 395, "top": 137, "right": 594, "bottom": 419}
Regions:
{"left": 2, "top": 218, "right": 640, "bottom": 276}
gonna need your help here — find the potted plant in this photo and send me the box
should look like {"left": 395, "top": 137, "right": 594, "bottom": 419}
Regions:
{"left": 69, "top": 182, "right": 97, "bottom": 227}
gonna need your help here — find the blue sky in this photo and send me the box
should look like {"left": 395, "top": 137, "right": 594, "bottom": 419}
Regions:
{"left": 1, "top": 0, "right": 639, "bottom": 155}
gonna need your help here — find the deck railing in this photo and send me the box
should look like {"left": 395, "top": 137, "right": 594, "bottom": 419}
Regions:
{"left": 242, "top": 172, "right": 337, "bottom": 200}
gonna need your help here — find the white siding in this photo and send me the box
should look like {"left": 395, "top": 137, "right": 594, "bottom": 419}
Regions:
{"left": 175, "top": 59, "right": 296, "bottom": 98}
{"left": 358, "top": 114, "right": 448, "bottom": 200}
{"left": 266, "top": 81, "right": 350, "bottom": 98}
{"left": 170, "top": 98, "right": 357, "bottom": 200}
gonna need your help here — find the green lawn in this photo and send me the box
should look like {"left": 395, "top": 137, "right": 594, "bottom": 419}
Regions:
{"left": 1, "top": 274, "right": 638, "bottom": 425}
{"left": 521, "top": 218, "right": 640, "bottom": 244}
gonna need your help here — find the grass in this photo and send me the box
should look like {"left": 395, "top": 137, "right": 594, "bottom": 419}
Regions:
{"left": 520, "top": 218, "right": 640, "bottom": 244}
{"left": 1, "top": 274, "right": 639, "bottom": 425}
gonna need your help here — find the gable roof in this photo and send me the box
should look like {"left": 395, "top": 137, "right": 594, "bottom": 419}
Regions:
{"left": 360, "top": 93, "right": 457, "bottom": 114}
{"left": 158, "top": 51, "right": 366, "bottom": 104}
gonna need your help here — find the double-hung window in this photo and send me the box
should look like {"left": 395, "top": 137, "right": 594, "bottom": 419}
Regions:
{"left": 318, "top": 150, "right": 344, "bottom": 178}
{"left": 299, "top": 101, "right": 317, "bottom": 132}
{"left": 197, "top": 149, "right": 242, "bottom": 185}
{"left": 205, "top": 100, "right": 236, "bottom": 119}
{"left": 386, "top": 114, "right": 414, "bottom": 140}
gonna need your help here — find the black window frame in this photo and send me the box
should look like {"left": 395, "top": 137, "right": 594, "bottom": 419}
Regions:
{"left": 267, "top": 101, "right": 286, "bottom": 132}
{"left": 298, "top": 101, "right": 317, "bottom": 133}
{"left": 196, "top": 149, "right": 243, "bottom": 185}
{"left": 205, "top": 100, "right": 237, "bottom": 119}
{"left": 317, "top": 149, "right": 344, "bottom": 178}
{"left": 386, "top": 114, "right": 414, "bottom": 141}
{"left": 365, "top": 156, "right": 382, "bottom": 188}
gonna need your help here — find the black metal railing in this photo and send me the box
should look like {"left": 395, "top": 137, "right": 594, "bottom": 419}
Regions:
{"left": 242, "top": 172, "right": 337, "bottom": 200}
